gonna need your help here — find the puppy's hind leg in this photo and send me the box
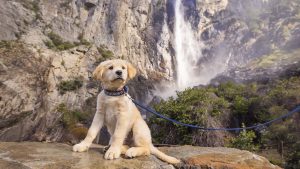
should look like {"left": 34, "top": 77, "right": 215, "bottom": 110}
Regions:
{"left": 121, "top": 145, "right": 129, "bottom": 155}
{"left": 125, "top": 120, "right": 151, "bottom": 158}
{"left": 105, "top": 145, "right": 129, "bottom": 154}
{"left": 129, "top": 119, "right": 180, "bottom": 164}
{"left": 125, "top": 147, "right": 150, "bottom": 158}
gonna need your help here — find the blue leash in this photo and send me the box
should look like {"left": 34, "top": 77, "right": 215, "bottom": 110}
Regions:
{"left": 125, "top": 87, "right": 300, "bottom": 131}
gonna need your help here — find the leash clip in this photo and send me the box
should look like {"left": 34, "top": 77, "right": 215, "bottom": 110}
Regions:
{"left": 125, "top": 93, "right": 133, "bottom": 100}
{"left": 124, "top": 86, "right": 134, "bottom": 100}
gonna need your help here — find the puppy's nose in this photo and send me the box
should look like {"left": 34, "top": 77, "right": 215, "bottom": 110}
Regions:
{"left": 116, "top": 70, "right": 122, "bottom": 76}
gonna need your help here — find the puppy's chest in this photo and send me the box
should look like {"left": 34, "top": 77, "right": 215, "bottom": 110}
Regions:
{"left": 102, "top": 97, "right": 130, "bottom": 123}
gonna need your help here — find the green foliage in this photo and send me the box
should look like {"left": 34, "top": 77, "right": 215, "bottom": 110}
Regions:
{"left": 57, "top": 103, "right": 88, "bottom": 128}
{"left": 45, "top": 32, "right": 76, "bottom": 51}
{"left": 78, "top": 33, "right": 91, "bottom": 46}
{"left": 61, "top": 60, "right": 65, "bottom": 66}
{"left": 21, "top": 0, "right": 41, "bottom": 20}
{"left": 232, "top": 96, "right": 250, "bottom": 115}
{"left": 45, "top": 32, "right": 92, "bottom": 51}
{"left": 44, "top": 40, "right": 55, "bottom": 49}
{"left": 150, "top": 88, "right": 229, "bottom": 145}
{"left": 60, "top": 0, "right": 73, "bottom": 8}
{"left": 216, "top": 82, "right": 246, "bottom": 101}
{"left": 286, "top": 142, "right": 300, "bottom": 169}
{"left": 57, "top": 78, "right": 83, "bottom": 95}
{"left": 0, "top": 40, "right": 15, "bottom": 49}
{"left": 228, "top": 124, "right": 258, "bottom": 151}
{"left": 97, "top": 45, "right": 114, "bottom": 62}
{"left": 150, "top": 76, "right": 300, "bottom": 167}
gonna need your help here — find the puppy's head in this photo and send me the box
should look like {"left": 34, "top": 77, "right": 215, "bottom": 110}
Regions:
{"left": 93, "top": 59, "right": 136, "bottom": 90}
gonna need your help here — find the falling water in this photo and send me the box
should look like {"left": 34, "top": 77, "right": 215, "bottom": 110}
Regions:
{"left": 155, "top": 0, "right": 231, "bottom": 99}
{"left": 174, "top": 0, "right": 230, "bottom": 91}
{"left": 174, "top": 0, "right": 204, "bottom": 90}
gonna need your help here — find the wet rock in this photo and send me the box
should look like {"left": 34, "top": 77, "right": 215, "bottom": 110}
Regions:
{"left": 0, "top": 142, "right": 281, "bottom": 169}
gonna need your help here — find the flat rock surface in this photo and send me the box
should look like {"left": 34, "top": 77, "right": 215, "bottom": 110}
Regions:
{"left": 0, "top": 142, "right": 281, "bottom": 169}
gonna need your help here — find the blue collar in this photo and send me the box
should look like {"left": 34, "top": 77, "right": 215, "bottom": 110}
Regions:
{"left": 104, "top": 86, "right": 129, "bottom": 96}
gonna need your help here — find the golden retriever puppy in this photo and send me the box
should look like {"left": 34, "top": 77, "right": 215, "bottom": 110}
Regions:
{"left": 73, "top": 59, "right": 180, "bottom": 164}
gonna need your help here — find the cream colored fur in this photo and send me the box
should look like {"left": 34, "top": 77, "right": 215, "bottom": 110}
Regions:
{"left": 73, "top": 59, "right": 180, "bottom": 164}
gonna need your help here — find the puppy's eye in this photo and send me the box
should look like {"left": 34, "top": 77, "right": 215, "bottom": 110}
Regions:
{"left": 122, "top": 66, "right": 125, "bottom": 69}
{"left": 109, "top": 66, "right": 113, "bottom": 70}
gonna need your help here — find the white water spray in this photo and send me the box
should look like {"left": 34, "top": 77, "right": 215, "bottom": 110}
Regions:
{"left": 155, "top": 0, "right": 231, "bottom": 99}
{"left": 174, "top": 0, "right": 229, "bottom": 91}
{"left": 174, "top": 0, "right": 204, "bottom": 90}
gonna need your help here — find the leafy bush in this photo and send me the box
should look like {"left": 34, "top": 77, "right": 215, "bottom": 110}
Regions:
{"left": 78, "top": 33, "right": 91, "bottom": 46}
{"left": 57, "top": 78, "right": 83, "bottom": 94}
{"left": 45, "top": 32, "right": 92, "bottom": 51}
{"left": 60, "top": 0, "right": 73, "bottom": 8}
{"left": 44, "top": 40, "right": 55, "bottom": 49}
{"left": 285, "top": 142, "right": 300, "bottom": 169}
{"left": 44, "top": 32, "right": 76, "bottom": 51}
{"left": 97, "top": 45, "right": 114, "bottom": 61}
{"left": 57, "top": 103, "right": 88, "bottom": 127}
{"left": 57, "top": 103, "right": 89, "bottom": 140}
{"left": 216, "top": 82, "right": 245, "bottom": 101}
{"left": 21, "top": 0, "right": 41, "bottom": 20}
{"left": 0, "top": 40, "right": 15, "bottom": 49}
{"left": 228, "top": 124, "right": 258, "bottom": 151}
{"left": 232, "top": 96, "right": 250, "bottom": 115}
{"left": 150, "top": 76, "right": 300, "bottom": 167}
{"left": 149, "top": 88, "right": 229, "bottom": 145}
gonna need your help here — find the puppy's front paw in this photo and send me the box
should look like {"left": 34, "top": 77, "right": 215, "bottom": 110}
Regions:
{"left": 73, "top": 142, "right": 90, "bottom": 152}
{"left": 104, "top": 146, "right": 121, "bottom": 160}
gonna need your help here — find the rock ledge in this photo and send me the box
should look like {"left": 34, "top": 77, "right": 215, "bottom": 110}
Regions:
{"left": 0, "top": 142, "right": 280, "bottom": 169}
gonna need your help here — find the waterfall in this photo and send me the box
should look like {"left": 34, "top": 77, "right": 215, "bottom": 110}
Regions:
{"left": 174, "top": 0, "right": 230, "bottom": 90}
{"left": 155, "top": 0, "right": 231, "bottom": 99}
{"left": 174, "top": 0, "right": 204, "bottom": 90}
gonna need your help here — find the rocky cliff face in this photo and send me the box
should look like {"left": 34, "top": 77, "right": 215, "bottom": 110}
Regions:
{"left": 174, "top": 0, "right": 300, "bottom": 84}
{"left": 0, "top": 0, "right": 172, "bottom": 78}
{"left": 0, "top": 0, "right": 299, "bottom": 144}
{"left": 0, "top": 0, "right": 171, "bottom": 142}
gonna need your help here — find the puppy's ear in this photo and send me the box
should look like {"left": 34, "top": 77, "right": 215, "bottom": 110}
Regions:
{"left": 127, "top": 62, "right": 137, "bottom": 79}
{"left": 93, "top": 64, "right": 105, "bottom": 81}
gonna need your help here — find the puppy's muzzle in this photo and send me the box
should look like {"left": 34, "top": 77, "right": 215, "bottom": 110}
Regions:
{"left": 116, "top": 70, "right": 122, "bottom": 76}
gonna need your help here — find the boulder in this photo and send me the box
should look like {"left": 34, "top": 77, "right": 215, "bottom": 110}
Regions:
{"left": 0, "top": 142, "right": 281, "bottom": 169}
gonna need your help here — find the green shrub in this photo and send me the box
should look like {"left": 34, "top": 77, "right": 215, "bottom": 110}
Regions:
{"left": 149, "top": 76, "right": 300, "bottom": 166}
{"left": 57, "top": 41, "right": 76, "bottom": 51}
{"left": 150, "top": 87, "right": 229, "bottom": 145}
{"left": 0, "top": 40, "right": 15, "bottom": 49}
{"left": 57, "top": 103, "right": 88, "bottom": 128}
{"left": 97, "top": 45, "right": 114, "bottom": 60}
{"left": 45, "top": 32, "right": 72, "bottom": 51}
{"left": 228, "top": 124, "right": 258, "bottom": 151}
{"left": 232, "top": 96, "right": 250, "bottom": 115}
{"left": 57, "top": 78, "right": 83, "bottom": 94}
{"left": 285, "top": 142, "right": 300, "bottom": 169}
{"left": 78, "top": 33, "right": 91, "bottom": 46}
{"left": 21, "top": 0, "right": 41, "bottom": 20}
{"left": 60, "top": 0, "right": 72, "bottom": 8}
{"left": 45, "top": 32, "right": 92, "bottom": 51}
{"left": 45, "top": 32, "right": 74, "bottom": 51}
{"left": 44, "top": 40, "right": 55, "bottom": 49}
{"left": 216, "top": 82, "right": 245, "bottom": 101}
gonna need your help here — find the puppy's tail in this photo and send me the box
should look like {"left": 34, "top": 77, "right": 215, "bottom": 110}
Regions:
{"left": 150, "top": 145, "right": 181, "bottom": 164}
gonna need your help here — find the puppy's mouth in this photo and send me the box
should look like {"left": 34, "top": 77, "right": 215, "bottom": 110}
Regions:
{"left": 113, "top": 77, "right": 125, "bottom": 81}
